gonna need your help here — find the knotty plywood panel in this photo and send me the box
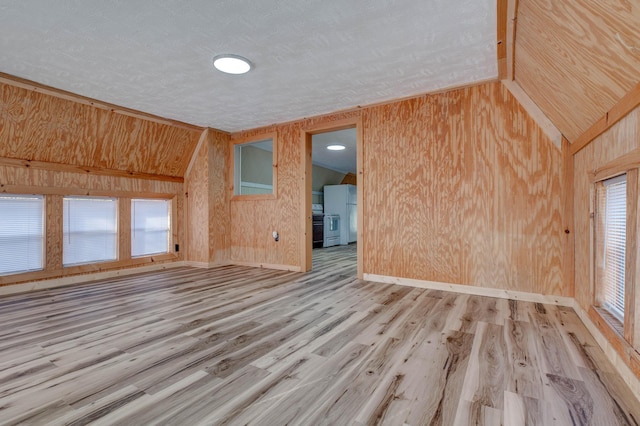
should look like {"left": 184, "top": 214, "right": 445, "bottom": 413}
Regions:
{"left": 515, "top": 0, "right": 640, "bottom": 141}
{"left": 573, "top": 106, "right": 640, "bottom": 309}
{"left": 185, "top": 137, "right": 210, "bottom": 264}
{"left": 363, "top": 82, "right": 564, "bottom": 295}
{"left": 208, "top": 129, "right": 231, "bottom": 264}
{"left": 0, "top": 82, "right": 201, "bottom": 177}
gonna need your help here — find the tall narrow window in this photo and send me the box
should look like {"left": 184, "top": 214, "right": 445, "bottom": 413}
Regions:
{"left": 0, "top": 195, "right": 44, "bottom": 275}
{"left": 131, "top": 199, "right": 170, "bottom": 257}
{"left": 63, "top": 197, "right": 117, "bottom": 266}
{"left": 596, "top": 174, "right": 627, "bottom": 321}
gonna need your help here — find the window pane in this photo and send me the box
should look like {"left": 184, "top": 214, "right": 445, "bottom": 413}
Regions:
{"left": 63, "top": 197, "right": 117, "bottom": 266}
{"left": 131, "top": 199, "right": 170, "bottom": 257}
{"left": 234, "top": 138, "right": 273, "bottom": 195}
{"left": 601, "top": 175, "right": 626, "bottom": 321}
{"left": 0, "top": 195, "right": 44, "bottom": 275}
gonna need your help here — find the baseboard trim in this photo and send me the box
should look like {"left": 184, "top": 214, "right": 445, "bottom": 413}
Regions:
{"left": 0, "top": 261, "right": 187, "bottom": 297}
{"left": 364, "top": 274, "right": 574, "bottom": 306}
{"left": 229, "top": 261, "right": 301, "bottom": 272}
{"left": 571, "top": 301, "right": 640, "bottom": 397}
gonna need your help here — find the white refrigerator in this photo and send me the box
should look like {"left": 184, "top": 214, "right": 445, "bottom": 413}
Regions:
{"left": 323, "top": 184, "right": 357, "bottom": 245}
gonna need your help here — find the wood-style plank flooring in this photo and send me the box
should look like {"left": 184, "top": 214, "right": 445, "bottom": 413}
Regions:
{"left": 0, "top": 244, "right": 639, "bottom": 425}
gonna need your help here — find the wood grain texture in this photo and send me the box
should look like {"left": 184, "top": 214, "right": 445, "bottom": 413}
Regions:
{"left": 230, "top": 82, "right": 563, "bottom": 297}
{"left": 0, "top": 245, "right": 637, "bottom": 425}
{"left": 229, "top": 112, "right": 359, "bottom": 268}
{"left": 0, "top": 162, "right": 184, "bottom": 286}
{"left": 515, "top": 0, "right": 640, "bottom": 142}
{"left": 185, "top": 135, "right": 210, "bottom": 264}
{"left": 363, "top": 82, "right": 564, "bottom": 296}
{"left": 0, "top": 82, "right": 202, "bottom": 177}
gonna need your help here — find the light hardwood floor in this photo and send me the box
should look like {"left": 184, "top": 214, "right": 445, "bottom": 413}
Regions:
{"left": 0, "top": 244, "right": 638, "bottom": 425}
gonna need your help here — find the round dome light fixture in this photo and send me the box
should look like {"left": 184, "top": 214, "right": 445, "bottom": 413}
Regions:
{"left": 326, "top": 145, "right": 346, "bottom": 151}
{"left": 213, "top": 54, "right": 252, "bottom": 75}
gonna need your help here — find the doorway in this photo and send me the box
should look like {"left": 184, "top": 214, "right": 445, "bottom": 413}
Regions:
{"left": 300, "top": 118, "right": 363, "bottom": 278}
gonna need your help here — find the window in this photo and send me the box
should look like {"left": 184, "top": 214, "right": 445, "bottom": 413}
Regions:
{"left": 131, "top": 199, "right": 171, "bottom": 257}
{"left": 0, "top": 195, "right": 44, "bottom": 275}
{"left": 63, "top": 197, "right": 117, "bottom": 266}
{"left": 233, "top": 136, "right": 276, "bottom": 196}
{"left": 595, "top": 174, "right": 627, "bottom": 321}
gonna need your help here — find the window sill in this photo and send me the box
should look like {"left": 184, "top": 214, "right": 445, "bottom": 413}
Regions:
{"left": 588, "top": 306, "right": 640, "bottom": 378}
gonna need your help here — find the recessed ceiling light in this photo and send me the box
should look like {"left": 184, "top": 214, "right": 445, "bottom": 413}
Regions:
{"left": 327, "top": 145, "right": 346, "bottom": 151}
{"left": 213, "top": 54, "right": 252, "bottom": 74}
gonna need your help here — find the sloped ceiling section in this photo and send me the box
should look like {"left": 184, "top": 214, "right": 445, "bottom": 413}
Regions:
{"left": 0, "top": 82, "right": 202, "bottom": 177}
{"left": 515, "top": 0, "right": 640, "bottom": 142}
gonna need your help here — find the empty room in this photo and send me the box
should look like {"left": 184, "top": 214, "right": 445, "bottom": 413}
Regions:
{"left": 0, "top": 0, "right": 639, "bottom": 424}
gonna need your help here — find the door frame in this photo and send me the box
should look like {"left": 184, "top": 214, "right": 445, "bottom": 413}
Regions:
{"left": 300, "top": 116, "right": 363, "bottom": 279}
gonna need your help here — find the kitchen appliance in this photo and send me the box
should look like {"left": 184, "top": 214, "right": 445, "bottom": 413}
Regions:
{"left": 324, "top": 184, "right": 357, "bottom": 245}
{"left": 323, "top": 214, "right": 340, "bottom": 247}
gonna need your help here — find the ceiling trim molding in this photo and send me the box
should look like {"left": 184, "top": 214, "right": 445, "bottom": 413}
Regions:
{"left": 502, "top": 79, "right": 562, "bottom": 149}
{"left": 0, "top": 156, "right": 184, "bottom": 183}
{"left": 0, "top": 72, "right": 204, "bottom": 132}
{"left": 570, "top": 82, "right": 640, "bottom": 156}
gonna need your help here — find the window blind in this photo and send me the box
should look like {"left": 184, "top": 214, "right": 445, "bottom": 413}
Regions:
{"left": 63, "top": 197, "right": 117, "bottom": 266}
{"left": 131, "top": 199, "right": 170, "bottom": 257}
{"left": 602, "top": 175, "right": 626, "bottom": 321}
{"left": 0, "top": 195, "right": 44, "bottom": 275}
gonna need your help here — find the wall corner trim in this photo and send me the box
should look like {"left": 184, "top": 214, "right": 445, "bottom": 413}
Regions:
{"left": 502, "top": 79, "right": 563, "bottom": 150}
{"left": 185, "top": 128, "right": 210, "bottom": 178}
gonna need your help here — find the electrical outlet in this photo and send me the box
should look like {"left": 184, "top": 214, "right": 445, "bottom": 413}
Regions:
{"left": 272, "top": 231, "right": 279, "bottom": 242}
{"left": 175, "top": 244, "right": 179, "bottom": 252}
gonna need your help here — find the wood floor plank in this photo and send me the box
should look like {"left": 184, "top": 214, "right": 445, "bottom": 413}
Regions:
{"left": 0, "top": 244, "right": 637, "bottom": 425}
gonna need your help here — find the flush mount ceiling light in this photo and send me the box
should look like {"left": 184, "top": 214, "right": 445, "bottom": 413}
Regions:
{"left": 213, "top": 54, "right": 252, "bottom": 74}
{"left": 326, "top": 145, "right": 346, "bottom": 151}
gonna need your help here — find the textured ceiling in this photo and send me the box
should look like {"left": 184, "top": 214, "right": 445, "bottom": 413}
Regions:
{"left": 0, "top": 0, "right": 497, "bottom": 132}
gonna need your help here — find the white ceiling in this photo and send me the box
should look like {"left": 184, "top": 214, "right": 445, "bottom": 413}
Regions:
{"left": 312, "top": 129, "right": 357, "bottom": 174}
{"left": 0, "top": 0, "right": 497, "bottom": 132}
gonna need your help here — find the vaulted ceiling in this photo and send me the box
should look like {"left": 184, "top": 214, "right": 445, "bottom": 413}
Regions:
{"left": 514, "top": 0, "right": 640, "bottom": 142}
{"left": 0, "top": 0, "right": 497, "bottom": 132}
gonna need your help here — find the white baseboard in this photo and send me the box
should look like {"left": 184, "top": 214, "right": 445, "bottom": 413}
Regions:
{"left": 0, "top": 261, "right": 187, "bottom": 297}
{"left": 364, "top": 273, "right": 640, "bottom": 398}
{"left": 364, "top": 273, "right": 574, "bottom": 306}
{"left": 229, "top": 261, "right": 301, "bottom": 272}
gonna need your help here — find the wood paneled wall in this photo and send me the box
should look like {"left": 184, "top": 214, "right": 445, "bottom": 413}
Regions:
{"left": 515, "top": 0, "right": 640, "bottom": 142}
{"left": 0, "top": 81, "right": 202, "bottom": 177}
{"left": 230, "top": 82, "right": 566, "bottom": 295}
{"left": 185, "top": 129, "right": 231, "bottom": 264}
{"left": 230, "top": 112, "right": 359, "bottom": 269}
{"left": 363, "top": 82, "right": 564, "bottom": 295}
{"left": 0, "top": 163, "right": 184, "bottom": 286}
{"left": 573, "top": 106, "right": 640, "bottom": 309}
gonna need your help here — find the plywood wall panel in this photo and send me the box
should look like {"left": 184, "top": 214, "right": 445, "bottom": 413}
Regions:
{"left": 208, "top": 130, "right": 231, "bottom": 264}
{"left": 185, "top": 138, "right": 210, "bottom": 263}
{"left": 515, "top": 0, "right": 640, "bottom": 141}
{"left": 0, "top": 82, "right": 202, "bottom": 177}
{"left": 573, "top": 106, "right": 640, "bottom": 309}
{"left": 230, "top": 112, "right": 359, "bottom": 268}
{"left": 229, "top": 82, "right": 564, "bottom": 295}
{"left": 363, "top": 82, "right": 564, "bottom": 295}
